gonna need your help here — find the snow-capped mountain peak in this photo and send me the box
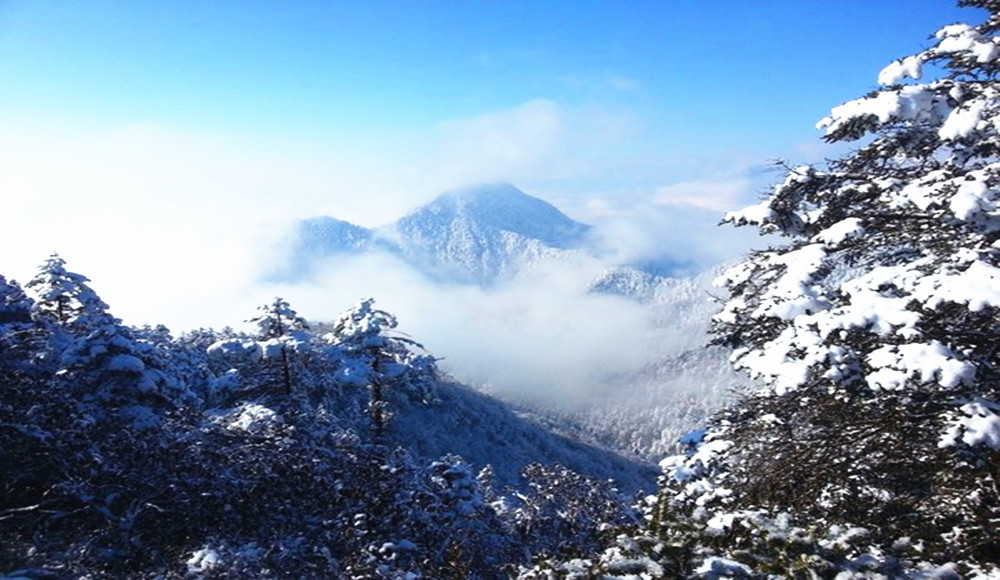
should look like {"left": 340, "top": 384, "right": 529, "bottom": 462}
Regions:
{"left": 271, "top": 182, "right": 680, "bottom": 288}
{"left": 380, "top": 183, "right": 591, "bottom": 284}
{"left": 403, "top": 182, "right": 591, "bottom": 249}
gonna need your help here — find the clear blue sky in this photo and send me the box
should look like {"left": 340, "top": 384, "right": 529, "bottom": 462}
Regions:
{"left": 0, "top": 0, "right": 986, "bottom": 328}
{"left": 0, "top": 1, "right": 981, "bottom": 147}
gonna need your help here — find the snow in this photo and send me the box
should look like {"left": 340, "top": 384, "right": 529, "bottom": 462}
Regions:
{"left": 916, "top": 260, "right": 1000, "bottom": 311}
{"left": 333, "top": 356, "right": 373, "bottom": 386}
{"left": 711, "top": 296, "right": 744, "bottom": 325}
{"left": 935, "top": 24, "right": 1000, "bottom": 63}
{"left": 664, "top": 436, "right": 732, "bottom": 483}
{"left": 723, "top": 199, "right": 772, "bottom": 226}
{"left": 721, "top": 243, "right": 997, "bottom": 395}
{"left": 757, "top": 413, "right": 781, "bottom": 425}
{"left": 260, "top": 337, "right": 286, "bottom": 359}
{"left": 877, "top": 24, "right": 1000, "bottom": 86}
{"left": 601, "top": 549, "right": 665, "bottom": 577}
{"left": 218, "top": 403, "right": 283, "bottom": 433}
{"left": 897, "top": 175, "right": 942, "bottom": 211}
{"left": 839, "top": 272, "right": 922, "bottom": 336}
{"left": 679, "top": 428, "right": 706, "bottom": 446}
{"left": 714, "top": 261, "right": 756, "bottom": 290}
{"left": 752, "top": 243, "right": 830, "bottom": 320}
{"left": 939, "top": 98, "right": 989, "bottom": 140}
{"left": 950, "top": 177, "right": 998, "bottom": 222}
{"left": 891, "top": 167, "right": 1000, "bottom": 227}
{"left": 813, "top": 217, "right": 864, "bottom": 245}
{"left": 941, "top": 400, "right": 1000, "bottom": 449}
{"left": 107, "top": 353, "right": 145, "bottom": 373}
{"left": 878, "top": 56, "right": 923, "bottom": 85}
{"left": 187, "top": 548, "right": 223, "bottom": 572}
{"left": 733, "top": 326, "right": 819, "bottom": 395}
{"left": 867, "top": 342, "right": 974, "bottom": 390}
{"left": 694, "top": 556, "right": 754, "bottom": 578}
{"left": 380, "top": 539, "right": 418, "bottom": 555}
{"left": 207, "top": 338, "right": 263, "bottom": 362}
{"left": 705, "top": 511, "right": 739, "bottom": 531}
{"left": 818, "top": 83, "right": 952, "bottom": 137}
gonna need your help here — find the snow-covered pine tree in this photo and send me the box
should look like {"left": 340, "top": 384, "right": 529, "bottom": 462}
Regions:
{"left": 662, "top": 1, "right": 1000, "bottom": 573}
{"left": 247, "top": 297, "right": 309, "bottom": 396}
{"left": 24, "top": 256, "right": 179, "bottom": 420}
{"left": 25, "top": 253, "right": 109, "bottom": 331}
{"left": 327, "top": 298, "right": 436, "bottom": 440}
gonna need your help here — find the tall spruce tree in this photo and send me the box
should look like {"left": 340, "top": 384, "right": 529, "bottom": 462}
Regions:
{"left": 661, "top": 1, "right": 1000, "bottom": 573}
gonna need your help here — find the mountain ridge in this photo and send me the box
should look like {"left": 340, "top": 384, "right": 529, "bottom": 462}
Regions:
{"left": 274, "top": 182, "right": 679, "bottom": 288}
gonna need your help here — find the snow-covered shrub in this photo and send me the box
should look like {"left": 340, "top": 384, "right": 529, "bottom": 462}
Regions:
{"left": 511, "top": 462, "right": 639, "bottom": 562}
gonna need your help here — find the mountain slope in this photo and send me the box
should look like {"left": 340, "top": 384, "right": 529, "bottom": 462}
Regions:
{"left": 381, "top": 183, "right": 591, "bottom": 285}
{"left": 393, "top": 182, "right": 591, "bottom": 250}
{"left": 514, "top": 266, "right": 748, "bottom": 460}
{"left": 386, "top": 378, "right": 656, "bottom": 493}
{"left": 269, "top": 216, "right": 376, "bottom": 280}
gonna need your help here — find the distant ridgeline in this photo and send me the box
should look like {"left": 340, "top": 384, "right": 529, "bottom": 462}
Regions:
{"left": 270, "top": 182, "right": 691, "bottom": 294}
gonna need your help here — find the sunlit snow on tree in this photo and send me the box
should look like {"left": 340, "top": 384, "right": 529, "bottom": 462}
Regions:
{"left": 653, "top": 2, "right": 1000, "bottom": 576}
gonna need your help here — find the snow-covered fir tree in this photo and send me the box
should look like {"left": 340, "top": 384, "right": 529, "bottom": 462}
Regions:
{"left": 247, "top": 296, "right": 310, "bottom": 396}
{"left": 23, "top": 256, "right": 184, "bottom": 419}
{"left": 25, "top": 253, "right": 109, "bottom": 331}
{"left": 327, "top": 298, "right": 437, "bottom": 440}
{"left": 651, "top": 2, "right": 1000, "bottom": 576}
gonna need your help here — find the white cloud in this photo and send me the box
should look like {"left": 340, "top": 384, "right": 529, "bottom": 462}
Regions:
{"left": 653, "top": 175, "right": 754, "bottom": 211}
{"left": 0, "top": 98, "right": 771, "bottom": 407}
{"left": 255, "top": 251, "right": 667, "bottom": 405}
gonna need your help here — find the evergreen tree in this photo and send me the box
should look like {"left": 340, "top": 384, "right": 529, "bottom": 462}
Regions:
{"left": 328, "top": 298, "right": 436, "bottom": 440}
{"left": 661, "top": 2, "right": 1000, "bottom": 573}
{"left": 25, "top": 253, "right": 109, "bottom": 332}
{"left": 24, "top": 255, "right": 177, "bottom": 416}
{"left": 247, "top": 297, "right": 309, "bottom": 396}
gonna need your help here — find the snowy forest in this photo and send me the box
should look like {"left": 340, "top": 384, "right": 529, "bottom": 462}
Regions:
{"left": 3, "top": 1, "right": 1000, "bottom": 578}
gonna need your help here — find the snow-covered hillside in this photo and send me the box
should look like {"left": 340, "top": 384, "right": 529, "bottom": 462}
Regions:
{"left": 511, "top": 266, "right": 748, "bottom": 460}
{"left": 269, "top": 216, "right": 375, "bottom": 280}
{"left": 2, "top": 262, "right": 655, "bottom": 577}
{"left": 386, "top": 378, "right": 656, "bottom": 492}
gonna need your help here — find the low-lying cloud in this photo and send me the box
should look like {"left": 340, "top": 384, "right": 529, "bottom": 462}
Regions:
{"left": 252, "top": 251, "right": 667, "bottom": 405}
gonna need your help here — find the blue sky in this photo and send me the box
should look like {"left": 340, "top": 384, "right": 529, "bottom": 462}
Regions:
{"left": 1, "top": 1, "right": 979, "bottom": 144}
{"left": 0, "top": 0, "right": 986, "bottom": 328}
